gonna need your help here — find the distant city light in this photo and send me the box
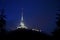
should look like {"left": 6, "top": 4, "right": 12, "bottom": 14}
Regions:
{"left": 32, "top": 29, "right": 39, "bottom": 32}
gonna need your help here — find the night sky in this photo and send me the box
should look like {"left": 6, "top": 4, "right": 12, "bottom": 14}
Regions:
{"left": 0, "top": 0, "right": 59, "bottom": 35}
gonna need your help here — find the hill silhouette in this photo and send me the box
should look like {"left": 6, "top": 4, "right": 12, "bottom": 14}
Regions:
{"left": 3, "top": 28, "right": 51, "bottom": 40}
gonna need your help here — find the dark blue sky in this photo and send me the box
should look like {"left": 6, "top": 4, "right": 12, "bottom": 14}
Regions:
{"left": 0, "top": 0, "right": 58, "bottom": 35}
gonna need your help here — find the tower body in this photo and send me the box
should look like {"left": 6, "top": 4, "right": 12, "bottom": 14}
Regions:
{"left": 17, "top": 8, "right": 28, "bottom": 29}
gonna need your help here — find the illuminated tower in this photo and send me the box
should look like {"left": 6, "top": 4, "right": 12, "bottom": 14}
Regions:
{"left": 17, "top": 8, "right": 28, "bottom": 29}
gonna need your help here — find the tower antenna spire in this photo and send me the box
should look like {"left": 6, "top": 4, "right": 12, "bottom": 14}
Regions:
{"left": 21, "top": 8, "right": 23, "bottom": 21}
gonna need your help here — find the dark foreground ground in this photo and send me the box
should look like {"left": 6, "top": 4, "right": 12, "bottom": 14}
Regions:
{"left": 0, "top": 29, "right": 53, "bottom": 40}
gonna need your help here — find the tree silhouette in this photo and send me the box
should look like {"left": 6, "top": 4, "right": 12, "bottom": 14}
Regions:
{"left": 56, "top": 14, "right": 60, "bottom": 27}
{"left": 0, "top": 9, "right": 6, "bottom": 33}
{"left": 52, "top": 13, "right": 60, "bottom": 40}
